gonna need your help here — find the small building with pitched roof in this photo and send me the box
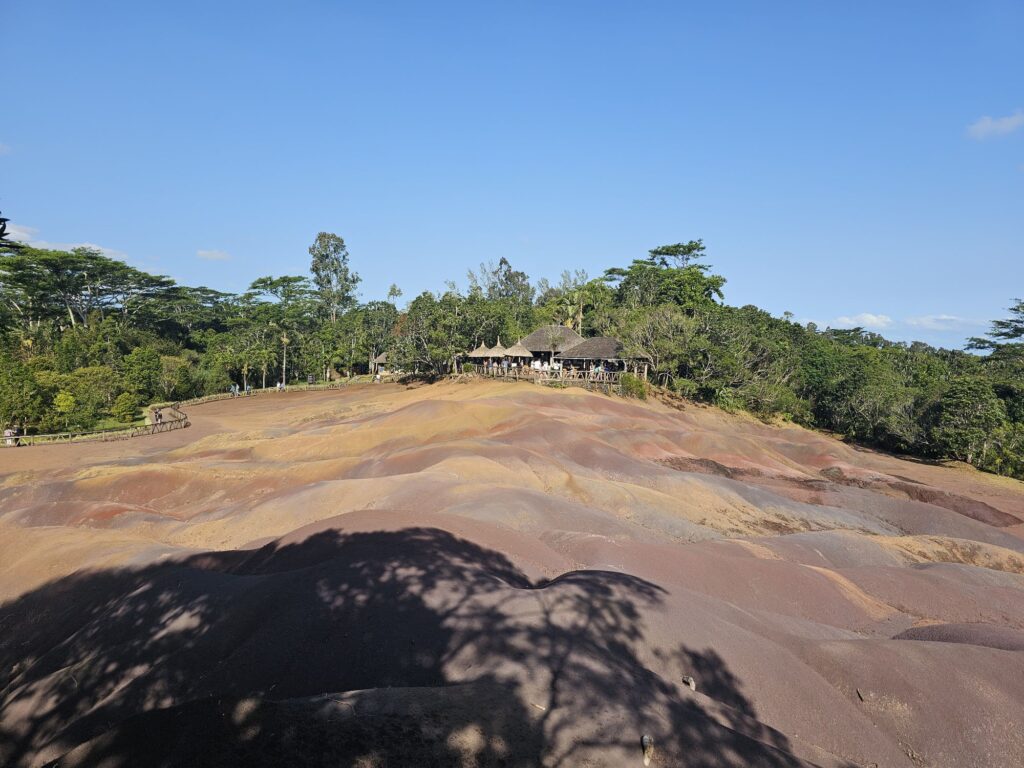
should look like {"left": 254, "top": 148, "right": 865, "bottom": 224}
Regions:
{"left": 557, "top": 337, "right": 627, "bottom": 368}
{"left": 466, "top": 342, "right": 492, "bottom": 359}
{"left": 503, "top": 340, "right": 534, "bottom": 361}
{"left": 518, "top": 325, "right": 584, "bottom": 362}
{"left": 488, "top": 338, "right": 508, "bottom": 358}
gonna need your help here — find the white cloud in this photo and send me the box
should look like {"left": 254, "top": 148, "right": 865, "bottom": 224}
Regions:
{"left": 967, "top": 109, "right": 1024, "bottom": 140}
{"left": 197, "top": 249, "right": 232, "bottom": 261}
{"left": 832, "top": 313, "right": 893, "bottom": 330}
{"left": 36, "top": 240, "right": 127, "bottom": 259}
{"left": 904, "top": 314, "right": 984, "bottom": 331}
{"left": 6, "top": 223, "right": 38, "bottom": 242}
{"left": 3, "top": 222, "right": 125, "bottom": 258}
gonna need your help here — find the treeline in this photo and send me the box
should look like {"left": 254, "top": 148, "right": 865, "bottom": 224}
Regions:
{"left": 1, "top": 235, "right": 1022, "bottom": 479}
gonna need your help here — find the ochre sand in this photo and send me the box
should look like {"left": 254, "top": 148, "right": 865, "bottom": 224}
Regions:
{"left": 1, "top": 380, "right": 1023, "bottom": 766}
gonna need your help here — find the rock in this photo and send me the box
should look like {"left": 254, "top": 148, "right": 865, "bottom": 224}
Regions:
{"left": 682, "top": 675, "right": 696, "bottom": 691}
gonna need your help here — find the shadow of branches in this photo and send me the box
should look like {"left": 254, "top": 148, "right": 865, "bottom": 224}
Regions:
{"left": 0, "top": 527, "right": 834, "bottom": 767}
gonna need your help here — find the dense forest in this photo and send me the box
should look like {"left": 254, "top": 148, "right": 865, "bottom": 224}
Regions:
{"left": 1, "top": 231, "right": 1022, "bottom": 479}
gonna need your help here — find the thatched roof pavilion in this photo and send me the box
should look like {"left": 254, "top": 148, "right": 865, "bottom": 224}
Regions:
{"left": 556, "top": 337, "right": 625, "bottom": 362}
{"left": 489, "top": 338, "right": 507, "bottom": 357}
{"left": 466, "top": 342, "right": 492, "bottom": 359}
{"left": 519, "top": 325, "right": 584, "bottom": 354}
{"left": 503, "top": 340, "right": 533, "bottom": 359}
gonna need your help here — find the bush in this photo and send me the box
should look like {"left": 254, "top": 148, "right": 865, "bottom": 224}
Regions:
{"left": 462, "top": 362, "right": 475, "bottom": 374}
{"left": 714, "top": 387, "right": 743, "bottom": 412}
{"left": 672, "top": 378, "right": 699, "bottom": 399}
{"left": 112, "top": 392, "right": 140, "bottom": 423}
{"left": 620, "top": 373, "right": 647, "bottom": 400}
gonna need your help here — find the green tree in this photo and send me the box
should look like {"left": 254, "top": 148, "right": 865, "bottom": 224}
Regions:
{"left": 308, "top": 232, "right": 361, "bottom": 324}
{"left": 928, "top": 378, "right": 1007, "bottom": 466}
{"left": 361, "top": 301, "right": 399, "bottom": 371}
{"left": 396, "top": 291, "right": 467, "bottom": 375}
{"left": 123, "top": 347, "right": 161, "bottom": 398}
{"left": 111, "top": 392, "right": 140, "bottom": 423}
{"left": 63, "top": 365, "right": 119, "bottom": 425}
{"left": 648, "top": 240, "right": 706, "bottom": 268}
{"left": 0, "top": 354, "right": 44, "bottom": 428}
{"left": 53, "top": 390, "right": 77, "bottom": 429}
{"left": 603, "top": 245, "right": 725, "bottom": 312}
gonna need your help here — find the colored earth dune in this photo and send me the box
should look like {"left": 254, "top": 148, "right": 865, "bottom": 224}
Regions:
{"left": 1, "top": 381, "right": 1023, "bottom": 767}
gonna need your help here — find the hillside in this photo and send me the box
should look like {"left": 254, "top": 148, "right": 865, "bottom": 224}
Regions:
{"left": 1, "top": 380, "right": 1023, "bottom": 767}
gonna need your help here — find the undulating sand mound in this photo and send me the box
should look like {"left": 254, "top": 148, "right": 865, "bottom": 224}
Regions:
{"left": 1, "top": 380, "right": 1022, "bottom": 767}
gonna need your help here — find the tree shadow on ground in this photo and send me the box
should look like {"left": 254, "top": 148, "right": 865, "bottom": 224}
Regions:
{"left": 0, "top": 527, "right": 843, "bottom": 767}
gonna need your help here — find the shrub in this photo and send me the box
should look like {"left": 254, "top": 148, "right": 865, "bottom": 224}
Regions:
{"left": 672, "top": 378, "right": 699, "bottom": 399}
{"left": 714, "top": 387, "right": 743, "bottom": 412}
{"left": 620, "top": 373, "right": 647, "bottom": 400}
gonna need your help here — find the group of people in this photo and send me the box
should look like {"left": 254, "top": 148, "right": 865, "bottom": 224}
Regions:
{"left": 482, "top": 358, "right": 533, "bottom": 374}
{"left": 228, "top": 383, "right": 254, "bottom": 397}
{"left": 529, "top": 359, "right": 561, "bottom": 373}
{"left": 481, "top": 358, "right": 611, "bottom": 376}
{"left": 3, "top": 426, "right": 21, "bottom": 447}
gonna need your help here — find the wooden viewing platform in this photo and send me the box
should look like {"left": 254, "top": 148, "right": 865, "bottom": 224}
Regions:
{"left": 462, "top": 364, "right": 626, "bottom": 395}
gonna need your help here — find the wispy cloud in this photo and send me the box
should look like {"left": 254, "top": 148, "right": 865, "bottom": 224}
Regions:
{"left": 904, "top": 314, "right": 984, "bottom": 331}
{"left": 967, "top": 109, "right": 1024, "bottom": 140}
{"left": 0, "top": 142, "right": 11, "bottom": 156}
{"left": 7, "top": 223, "right": 38, "bottom": 242}
{"left": 197, "top": 249, "right": 232, "bottom": 261}
{"left": 4, "top": 222, "right": 125, "bottom": 259}
{"left": 35, "top": 240, "right": 127, "bottom": 259}
{"left": 832, "top": 313, "right": 893, "bottom": 330}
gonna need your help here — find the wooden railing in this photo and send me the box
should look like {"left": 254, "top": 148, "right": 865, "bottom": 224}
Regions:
{"left": 2, "top": 403, "right": 191, "bottom": 448}
{"left": 462, "top": 364, "right": 624, "bottom": 394}
{"left": 160, "top": 374, "right": 391, "bottom": 411}
{"left": 2, "top": 375, "right": 399, "bottom": 448}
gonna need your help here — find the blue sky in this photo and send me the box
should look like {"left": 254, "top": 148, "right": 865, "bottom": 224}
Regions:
{"left": 2, "top": 1, "right": 1021, "bottom": 348}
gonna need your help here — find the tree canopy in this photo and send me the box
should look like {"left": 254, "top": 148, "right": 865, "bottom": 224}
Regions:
{"left": 2, "top": 232, "right": 1022, "bottom": 481}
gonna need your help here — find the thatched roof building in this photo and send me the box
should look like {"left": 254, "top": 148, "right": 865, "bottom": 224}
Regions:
{"left": 557, "top": 337, "right": 625, "bottom": 361}
{"left": 503, "top": 340, "right": 533, "bottom": 359}
{"left": 372, "top": 352, "right": 387, "bottom": 365}
{"left": 519, "top": 325, "right": 584, "bottom": 354}
{"left": 466, "top": 343, "right": 492, "bottom": 359}
{"left": 489, "top": 338, "right": 507, "bottom": 356}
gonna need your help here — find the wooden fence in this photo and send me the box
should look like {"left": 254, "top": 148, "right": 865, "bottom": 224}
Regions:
{"left": 2, "top": 374, "right": 399, "bottom": 448}
{"left": 158, "top": 374, "right": 389, "bottom": 411}
{"left": 2, "top": 404, "right": 191, "bottom": 448}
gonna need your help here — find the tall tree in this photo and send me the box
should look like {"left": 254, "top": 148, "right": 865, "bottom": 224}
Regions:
{"left": 648, "top": 240, "right": 706, "bottom": 268}
{"left": 308, "top": 232, "right": 360, "bottom": 324}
